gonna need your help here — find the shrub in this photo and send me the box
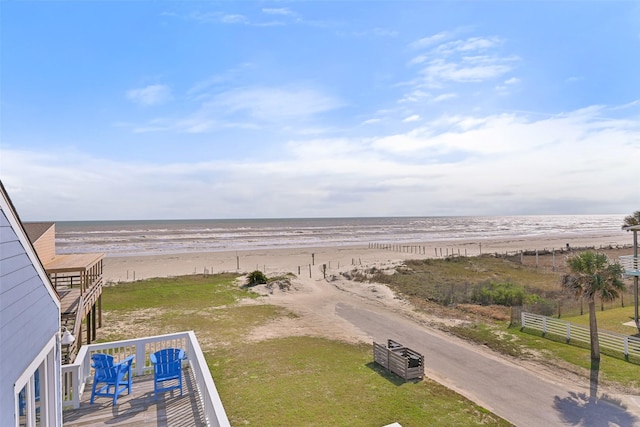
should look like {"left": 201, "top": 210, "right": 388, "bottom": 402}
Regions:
{"left": 471, "top": 281, "right": 538, "bottom": 307}
{"left": 246, "top": 270, "right": 268, "bottom": 287}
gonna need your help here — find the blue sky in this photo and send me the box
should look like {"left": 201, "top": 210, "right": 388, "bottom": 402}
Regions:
{"left": 2, "top": 1, "right": 639, "bottom": 220}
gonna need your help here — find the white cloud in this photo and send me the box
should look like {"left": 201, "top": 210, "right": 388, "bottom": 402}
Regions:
{"left": 221, "top": 14, "right": 248, "bottom": 24}
{"left": 434, "top": 37, "right": 502, "bottom": 55}
{"left": 399, "top": 89, "right": 431, "bottom": 103}
{"left": 403, "top": 33, "right": 520, "bottom": 105}
{"left": 123, "top": 84, "right": 342, "bottom": 134}
{"left": 410, "top": 31, "right": 451, "bottom": 50}
{"left": 433, "top": 93, "right": 457, "bottom": 102}
{"left": 4, "top": 103, "right": 638, "bottom": 220}
{"left": 262, "top": 8, "right": 295, "bottom": 16}
{"left": 403, "top": 114, "right": 420, "bottom": 122}
{"left": 208, "top": 85, "right": 342, "bottom": 121}
{"left": 420, "top": 57, "right": 514, "bottom": 85}
{"left": 126, "top": 84, "right": 172, "bottom": 106}
{"left": 408, "top": 54, "right": 428, "bottom": 66}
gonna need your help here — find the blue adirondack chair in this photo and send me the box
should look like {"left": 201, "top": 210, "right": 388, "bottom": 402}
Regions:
{"left": 90, "top": 353, "right": 135, "bottom": 405}
{"left": 150, "top": 348, "right": 185, "bottom": 399}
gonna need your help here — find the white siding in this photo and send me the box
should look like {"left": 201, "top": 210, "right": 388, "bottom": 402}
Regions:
{"left": 0, "top": 200, "right": 61, "bottom": 425}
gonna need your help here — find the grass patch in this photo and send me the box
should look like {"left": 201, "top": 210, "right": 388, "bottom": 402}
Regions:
{"left": 510, "top": 327, "right": 640, "bottom": 391}
{"left": 209, "top": 337, "right": 510, "bottom": 427}
{"left": 446, "top": 321, "right": 524, "bottom": 357}
{"left": 103, "top": 273, "right": 246, "bottom": 311}
{"left": 562, "top": 305, "right": 640, "bottom": 336}
{"left": 98, "top": 274, "right": 511, "bottom": 426}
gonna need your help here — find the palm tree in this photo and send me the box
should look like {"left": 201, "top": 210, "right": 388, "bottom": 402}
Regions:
{"left": 623, "top": 211, "right": 640, "bottom": 228}
{"left": 561, "top": 251, "right": 625, "bottom": 361}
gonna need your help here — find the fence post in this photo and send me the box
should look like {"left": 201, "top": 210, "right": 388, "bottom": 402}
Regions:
{"left": 625, "top": 337, "right": 629, "bottom": 359}
{"left": 566, "top": 323, "right": 571, "bottom": 343}
{"left": 542, "top": 316, "right": 547, "bottom": 335}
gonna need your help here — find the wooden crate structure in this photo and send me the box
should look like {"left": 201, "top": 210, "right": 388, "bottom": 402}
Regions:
{"left": 373, "top": 339, "right": 424, "bottom": 380}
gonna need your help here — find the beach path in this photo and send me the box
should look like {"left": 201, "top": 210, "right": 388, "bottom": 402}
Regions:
{"left": 250, "top": 267, "right": 640, "bottom": 427}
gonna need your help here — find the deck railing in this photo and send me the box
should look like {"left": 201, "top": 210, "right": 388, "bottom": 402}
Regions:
{"left": 61, "top": 331, "right": 230, "bottom": 427}
{"left": 620, "top": 255, "right": 640, "bottom": 276}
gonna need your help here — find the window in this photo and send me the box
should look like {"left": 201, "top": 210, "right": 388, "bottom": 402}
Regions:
{"left": 17, "top": 364, "right": 41, "bottom": 426}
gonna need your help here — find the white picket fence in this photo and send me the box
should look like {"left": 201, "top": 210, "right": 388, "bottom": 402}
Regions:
{"left": 521, "top": 312, "right": 640, "bottom": 359}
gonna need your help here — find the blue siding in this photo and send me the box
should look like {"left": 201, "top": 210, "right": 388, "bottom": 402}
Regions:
{"left": 0, "top": 208, "right": 60, "bottom": 422}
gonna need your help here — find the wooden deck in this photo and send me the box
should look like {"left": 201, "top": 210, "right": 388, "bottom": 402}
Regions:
{"left": 63, "top": 368, "right": 207, "bottom": 426}
{"left": 59, "top": 287, "right": 82, "bottom": 315}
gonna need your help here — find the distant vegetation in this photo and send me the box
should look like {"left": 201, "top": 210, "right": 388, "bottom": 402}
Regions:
{"left": 245, "top": 270, "right": 268, "bottom": 286}
{"left": 350, "top": 252, "right": 631, "bottom": 320}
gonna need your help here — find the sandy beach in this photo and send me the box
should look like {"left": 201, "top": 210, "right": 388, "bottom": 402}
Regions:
{"left": 103, "top": 231, "right": 632, "bottom": 283}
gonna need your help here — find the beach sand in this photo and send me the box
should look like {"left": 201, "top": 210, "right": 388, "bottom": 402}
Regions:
{"left": 103, "top": 232, "right": 632, "bottom": 283}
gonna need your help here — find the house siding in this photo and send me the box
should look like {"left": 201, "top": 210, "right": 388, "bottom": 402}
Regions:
{"left": 0, "top": 205, "right": 60, "bottom": 425}
{"left": 33, "top": 224, "right": 56, "bottom": 263}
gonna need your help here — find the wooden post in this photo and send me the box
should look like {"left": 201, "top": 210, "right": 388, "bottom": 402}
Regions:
{"left": 312, "top": 253, "right": 315, "bottom": 265}
{"left": 98, "top": 294, "right": 102, "bottom": 328}
{"left": 323, "top": 264, "right": 326, "bottom": 279}
{"left": 309, "top": 264, "right": 312, "bottom": 278}
{"left": 91, "top": 304, "right": 97, "bottom": 342}
{"left": 86, "top": 311, "right": 92, "bottom": 345}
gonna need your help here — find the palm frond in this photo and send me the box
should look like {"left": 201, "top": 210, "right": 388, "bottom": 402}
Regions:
{"left": 622, "top": 211, "right": 640, "bottom": 229}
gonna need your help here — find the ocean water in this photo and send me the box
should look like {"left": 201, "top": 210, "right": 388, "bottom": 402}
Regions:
{"left": 53, "top": 215, "right": 627, "bottom": 257}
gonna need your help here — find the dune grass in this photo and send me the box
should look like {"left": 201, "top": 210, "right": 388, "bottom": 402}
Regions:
{"left": 100, "top": 274, "right": 511, "bottom": 426}
{"left": 374, "top": 255, "right": 640, "bottom": 392}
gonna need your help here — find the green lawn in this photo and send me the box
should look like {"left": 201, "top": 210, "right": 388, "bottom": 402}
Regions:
{"left": 562, "top": 305, "right": 640, "bottom": 336}
{"left": 100, "top": 275, "right": 511, "bottom": 426}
